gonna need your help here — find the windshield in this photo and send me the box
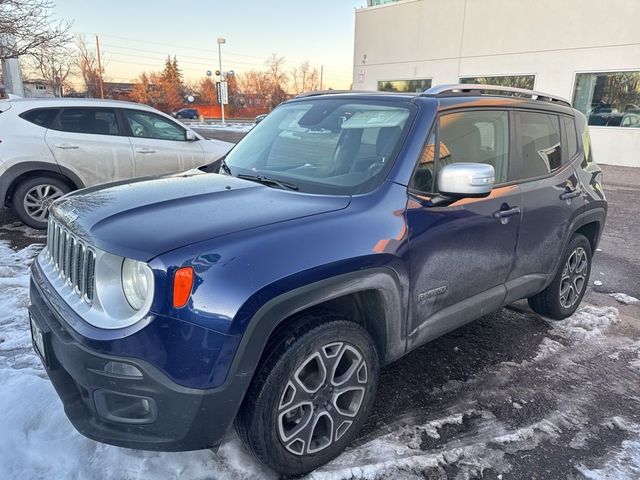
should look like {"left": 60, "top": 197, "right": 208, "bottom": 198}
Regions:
{"left": 224, "top": 98, "right": 415, "bottom": 195}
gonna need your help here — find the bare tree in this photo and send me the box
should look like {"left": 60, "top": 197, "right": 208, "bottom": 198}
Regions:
{"left": 26, "top": 43, "right": 75, "bottom": 96}
{"left": 265, "top": 54, "right": 288, "bottom": 108}
{"left": 291, "top": 61, "right": 319, "bottom": 95}
{"left": 0, "top": 0, "right": 72, "bottom": 59}
{"left": 75, "top": 35, "right": 102, "bottom": 97}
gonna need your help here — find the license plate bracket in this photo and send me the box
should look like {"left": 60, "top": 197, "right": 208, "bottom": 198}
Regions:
{"left": 30, "top": 315, "right": 52, "bottom": 369}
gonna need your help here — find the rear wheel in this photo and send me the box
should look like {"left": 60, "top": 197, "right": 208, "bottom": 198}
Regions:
{"left": 12, "top": 176, "right": 71, "bottom": 229}
{"left": 528, "top": 233, "right": 592, "bottom": 319}
{"left": 235, "top": 313, "right": 379, "bottom": 476}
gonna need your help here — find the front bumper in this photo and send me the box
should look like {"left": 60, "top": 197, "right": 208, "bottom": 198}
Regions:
{"left": 29, "top": 264, "right": 249, "bottom": 452}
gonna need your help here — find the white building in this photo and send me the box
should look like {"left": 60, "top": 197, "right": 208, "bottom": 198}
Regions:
{"left": 353, "top": 0, "right": 640, "bottom": 167}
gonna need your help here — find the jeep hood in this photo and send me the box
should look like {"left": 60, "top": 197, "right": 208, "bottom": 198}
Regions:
{"left": 50, "top": 172, "right": 350, "bottom": 261}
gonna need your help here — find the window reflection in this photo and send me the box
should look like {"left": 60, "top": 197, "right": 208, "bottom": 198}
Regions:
{"left": 573, "top": 71, "right": 640, "bottom": 128}
{"left": 377, "top": 79, "right": 432, "bottom": 93}
{"left": 460, "top": 75, "right": 535, "bottom": 90}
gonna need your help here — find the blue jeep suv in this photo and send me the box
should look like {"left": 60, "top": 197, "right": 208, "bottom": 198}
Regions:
{"left": 29, "top": 85, "right": 606, "bottom": 475}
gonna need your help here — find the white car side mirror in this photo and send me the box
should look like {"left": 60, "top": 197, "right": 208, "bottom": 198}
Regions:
{"left": 186, "top": 130, "right": 197, "bottom": 141}
{"left": 437, "top": 163, "right": 495, "bottom": 198}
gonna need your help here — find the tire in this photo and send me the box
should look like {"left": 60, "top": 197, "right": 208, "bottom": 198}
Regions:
{"left": 528, "top": 233, "right": 592, "bottom": 320}
{"left": 235, "top": 312, "right": 379, "bottom": 476}
{"left": 12, "top": 176, "right": 71, "bottom": 229}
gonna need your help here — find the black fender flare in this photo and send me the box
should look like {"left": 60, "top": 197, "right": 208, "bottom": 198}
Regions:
{"left": 546, "top": 204, "right": 607, "bottom": 288}
{"left": 227, "top": 267, "right": 407, "bottom": 383}
{"left": 0, "top": 161, "right": 85, "bottom": 206}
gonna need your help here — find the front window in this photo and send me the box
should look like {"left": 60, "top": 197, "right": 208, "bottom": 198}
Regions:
{"left": 410, "top": 110, "right": 509, "bottom": 194}
{"left": 224, "top": 99, "right": 415, "bottom": 195}
{"left": 572, "top": 71, "right": 640, "bottom": 127}
{"left": 124, "top": 110, "right": 187, "bottom": 141}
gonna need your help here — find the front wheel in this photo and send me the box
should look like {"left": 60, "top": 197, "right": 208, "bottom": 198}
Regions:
{"left": 528, "top": 233, "right": 592, "bottom": 319}
{"left": 235, "top": 313, "right": 379, "bottom": 476}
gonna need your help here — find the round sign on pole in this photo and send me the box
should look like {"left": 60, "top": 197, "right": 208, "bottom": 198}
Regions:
{"left": 206, "top": 70, "right": 213, "bottom": 77}
{"left": 187, "top": 95, "right": 195, "bottom": 103}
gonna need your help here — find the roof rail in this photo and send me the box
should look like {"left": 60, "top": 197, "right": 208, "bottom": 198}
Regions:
{"left": 422, "top": 84, "right": 571, "bottom": 107}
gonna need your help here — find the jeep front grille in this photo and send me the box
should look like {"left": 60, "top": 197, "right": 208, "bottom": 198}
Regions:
{"left": 47, "top": 216, "right": 96, "bottom": 303}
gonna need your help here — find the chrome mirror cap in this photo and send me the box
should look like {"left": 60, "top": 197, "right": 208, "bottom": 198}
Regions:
{"left": 437, "top": 162, "right": 495, "bottom": 198}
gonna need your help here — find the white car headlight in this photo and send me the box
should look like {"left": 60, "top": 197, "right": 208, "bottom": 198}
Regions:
{"left": 121, "top": 259, "right": 153, "bottom": 310}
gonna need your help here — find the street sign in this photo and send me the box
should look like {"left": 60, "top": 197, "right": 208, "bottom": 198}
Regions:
{"left": 217, "top": 81, "right": 229, "bottom": 105}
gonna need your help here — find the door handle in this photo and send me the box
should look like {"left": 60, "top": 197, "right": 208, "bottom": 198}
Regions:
{"left": 560, "top": 187, "right": 581, "bottom": 201}
{"left": 493, "top": 206, "right": 521, "bottom": 220}
{"left": 54, "top": 143, "right": 79, "bottom": 150}
{"left": 136, "top": 148, "right": 156, "bottom": 154}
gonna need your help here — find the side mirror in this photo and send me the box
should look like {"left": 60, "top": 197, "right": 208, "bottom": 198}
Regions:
{"left": 185, "top": 130, "right": 197, "bottom": 141}
{"left": 437, "top": 162, "right": 495, "bottom": 198}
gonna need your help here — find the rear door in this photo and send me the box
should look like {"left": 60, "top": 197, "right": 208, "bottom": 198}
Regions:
{"left": 45, "top": 107, "right": 134, "bottom": 186}
{"left": 506, "top": 110, "right": 586, "bottom": 301}
{"left": 122, "top": 109, "right": 204, "bottom": 176}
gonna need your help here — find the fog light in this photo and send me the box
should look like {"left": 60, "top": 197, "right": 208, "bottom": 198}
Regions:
{"left": 94, "top": 389, "right": 157, "bottom": 424}
{"left": 103, "top": 361, "right": 143, "bottom": 378}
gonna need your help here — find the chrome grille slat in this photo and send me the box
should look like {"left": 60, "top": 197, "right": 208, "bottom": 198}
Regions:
{"left": 47, "top": 217, "right": 95, "bottom": 304}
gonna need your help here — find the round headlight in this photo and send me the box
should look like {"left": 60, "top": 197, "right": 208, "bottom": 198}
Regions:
{"left": 121, "top": 259, "right": 153, "bottom": 310}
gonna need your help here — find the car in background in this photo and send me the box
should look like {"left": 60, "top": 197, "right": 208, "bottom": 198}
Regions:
{"left": 254, "top": 113, "right": 267, "bottom": 124}
{"left": 173, "top": 108, "right": 199, "bottom": 119}
{"left": 0, "top": 98, "right": 231, "bottom": 228}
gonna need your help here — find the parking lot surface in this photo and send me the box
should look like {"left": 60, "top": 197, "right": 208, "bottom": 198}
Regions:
{"left": 1, "top": 152, "right": 639, "bottom": 479}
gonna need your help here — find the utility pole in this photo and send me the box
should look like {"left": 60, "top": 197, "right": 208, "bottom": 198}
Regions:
{"left": 95, "top": 35, "right": 104, "bottom": 99}
{"left": 217, "top": 37, "right": 226, "bottom": 124}
{"left": 320, "top": 65, "right": 324, "bottom": 90}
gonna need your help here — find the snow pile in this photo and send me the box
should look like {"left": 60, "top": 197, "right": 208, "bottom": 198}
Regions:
{"left": 0, "top": 240, "right": 273, "bottom": 480}
{"left": 192, "top": 122, "right": 254, "bottom": 133}
{"left": 549, "top": 305, "right": 620, "bottom": 338}
{"left": 609, "top": 293, "right": 640, "bottom": 305}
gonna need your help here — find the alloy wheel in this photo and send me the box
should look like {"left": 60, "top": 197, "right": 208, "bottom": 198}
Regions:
{"left": 22, "top": 184, "right": 65, "bottom": 222}
{"left": 559, "top": 246, "right": 588, "bottom": 309}
{"left": 277, "top": 342, "right": 368, "bottom": 456}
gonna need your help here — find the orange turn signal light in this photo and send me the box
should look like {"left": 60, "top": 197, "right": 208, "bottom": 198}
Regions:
{"left": 173, "top": 267, "right": 194, "bottom": 308}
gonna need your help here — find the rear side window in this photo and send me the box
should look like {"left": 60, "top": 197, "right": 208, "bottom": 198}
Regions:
{"left": 562, "top": 116, "right": 578, "bottom": 159}
{"left": 518, "top": 112, "right": 562, "bottom": 179}
{"left": 20, "top": 108, "right": 60, "bottom": 128}
{"left": 576, "top": 113, "right": 594, "bottom": 166}
{"left": 55, "top": 108, "right": 120, "bottom": 135}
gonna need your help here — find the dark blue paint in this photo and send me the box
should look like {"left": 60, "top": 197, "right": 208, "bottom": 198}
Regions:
{"left": 37, "top": 93, "right": 606, "bottom": 393}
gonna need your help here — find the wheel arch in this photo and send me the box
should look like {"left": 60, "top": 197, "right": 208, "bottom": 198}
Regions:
{"left": 1, "top": 162, "right": 85, "bottom": 207}
{"left": 228, "top": 268, "right": 407, "bottom": 386}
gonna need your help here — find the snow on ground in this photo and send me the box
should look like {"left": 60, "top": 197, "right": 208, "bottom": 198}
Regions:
{"left": 610, "top": 292, "right": 640, "bottom": 305}
{"left": 1, "top": 238, "right": 640, "bottom": 479}
{"left": 190, "top": 122, "right": 255, "bottom": 133}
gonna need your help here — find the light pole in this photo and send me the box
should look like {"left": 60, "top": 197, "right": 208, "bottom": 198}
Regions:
{"left": 217, "top": 37, "right": 226, "bottom": 124}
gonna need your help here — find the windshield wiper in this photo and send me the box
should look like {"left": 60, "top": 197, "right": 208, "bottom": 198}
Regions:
{"left": 237, "top": 174, "right": 299, "bottom": 191}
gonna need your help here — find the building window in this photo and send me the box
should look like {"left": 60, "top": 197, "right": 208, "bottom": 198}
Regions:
{"left": 573, "top": 71, "right": 640, "bottom": 128}
{"left": 368, "top": 0, "right": 400, "bottom": 6}
{"left": 460, "top": 75, "right": 535, "bottom": 90}
{"left": 378, "top": 79, "right": 432, "bottom": 93}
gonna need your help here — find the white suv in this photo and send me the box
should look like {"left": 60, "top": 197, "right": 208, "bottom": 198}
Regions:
{"left": 0, "top": 97, "right": 232, "bottom": 228}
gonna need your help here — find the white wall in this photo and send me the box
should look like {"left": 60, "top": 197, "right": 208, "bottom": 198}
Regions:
{"left": 354, "top": 0, "right": 640, "bottom": 167}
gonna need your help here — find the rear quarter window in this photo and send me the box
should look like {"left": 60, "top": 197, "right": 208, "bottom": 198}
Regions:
{"left": 20, "top": 108, "right": 61, "bottom": 128}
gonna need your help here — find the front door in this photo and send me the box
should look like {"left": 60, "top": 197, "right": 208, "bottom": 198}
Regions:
{"left": 122, "top": 109, "right": 205, "bottom": 176}
{"left": 405, "top": 109, "right": 521, "bottom": 349}
{"left": 45, "top": 107, "right": 134, "bottom": 186}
